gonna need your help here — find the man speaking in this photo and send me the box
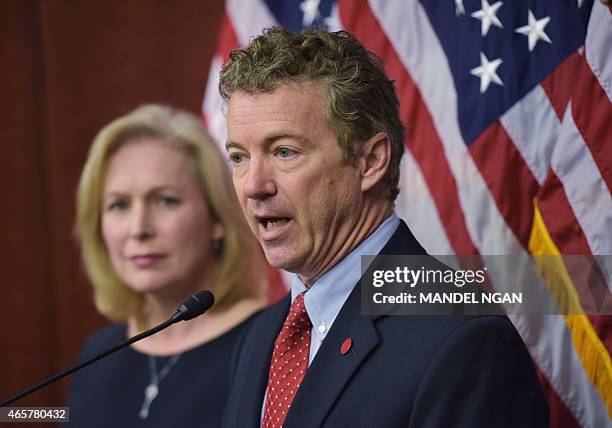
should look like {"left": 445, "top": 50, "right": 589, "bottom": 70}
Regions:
{"left": 220, "top": 27, "right": 548, "bottom": 427}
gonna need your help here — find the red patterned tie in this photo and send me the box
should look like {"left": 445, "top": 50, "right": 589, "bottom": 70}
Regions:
{"left": 262, "top": 292, "right": 312, "bottom": 428}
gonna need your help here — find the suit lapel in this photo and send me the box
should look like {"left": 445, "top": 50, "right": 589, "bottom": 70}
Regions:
{"left": 236, "top": 295, "right": 290, "bottom": 427}
{"left": 379, "top": 220, "right": 426, "bottom": 257}
{"left": 283, "top": 221, "right": 425, "bottom": 427}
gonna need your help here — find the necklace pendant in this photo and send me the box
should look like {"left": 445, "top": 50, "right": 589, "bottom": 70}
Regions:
{"left": 139, "top": 383, "right": 159, "bottom": 419}
{"left": 140, "top": 353, "right": 182, "bottom": 420}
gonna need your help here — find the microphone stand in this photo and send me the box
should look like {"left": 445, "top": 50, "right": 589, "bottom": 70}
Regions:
{"left": 1, "top": 289, "right": 214, "bottom": 407}
{"left": 1, "top": 318, "right": 175, "bottom": 407}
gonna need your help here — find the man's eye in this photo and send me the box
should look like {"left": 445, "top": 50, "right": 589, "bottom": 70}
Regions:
{"left": 229, "top": 153, "right": 246, "bottom": 164}
{"left": 277, "top": 147, "right": 295, "bottom": 158}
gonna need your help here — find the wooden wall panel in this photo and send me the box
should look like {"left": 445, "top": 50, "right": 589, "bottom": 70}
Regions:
{"left": 0, "top": 0, "right": 58, "bottom": 408}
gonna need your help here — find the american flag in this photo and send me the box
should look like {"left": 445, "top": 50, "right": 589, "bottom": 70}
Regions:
{"left": 201, "top": 1, "right": 612, "bottom": 426}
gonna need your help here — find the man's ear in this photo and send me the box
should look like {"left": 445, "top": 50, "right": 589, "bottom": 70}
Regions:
{"left": 359, "top": 132, "right": 391, "bottom": 193}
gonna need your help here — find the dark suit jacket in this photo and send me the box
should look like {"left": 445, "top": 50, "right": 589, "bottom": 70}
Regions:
{"left": 223, "top": 221, "right": 548, "bottom": 427}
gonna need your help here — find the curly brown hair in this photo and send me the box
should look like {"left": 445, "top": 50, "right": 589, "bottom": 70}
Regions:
{"left": 219, "top": 27, "right": 405, "bottom": 201}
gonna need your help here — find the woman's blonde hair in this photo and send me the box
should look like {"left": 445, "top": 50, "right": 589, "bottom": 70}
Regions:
{"left": 76, "top": 104, "right": 266, "bottom": 322}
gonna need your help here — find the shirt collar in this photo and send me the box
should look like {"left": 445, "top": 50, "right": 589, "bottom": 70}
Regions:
{"left": 289, "top": 213, "right": 400, "bottom": 333}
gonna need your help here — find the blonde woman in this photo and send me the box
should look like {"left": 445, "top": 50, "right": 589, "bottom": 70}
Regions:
{"left": 68, "top": 105, "right": 267, "bottom": 427}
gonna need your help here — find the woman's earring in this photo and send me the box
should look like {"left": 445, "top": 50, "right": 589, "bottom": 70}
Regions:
{"left": 212, "top": 239, "right": 223, "bottom": 256}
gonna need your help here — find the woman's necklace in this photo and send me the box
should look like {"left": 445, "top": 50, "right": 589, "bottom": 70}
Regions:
{"left": 139, "top": 353, "right": 183, "bottom": 419}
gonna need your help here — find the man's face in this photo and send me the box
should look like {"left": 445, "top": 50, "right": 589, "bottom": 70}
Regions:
{"left": 226, "top": 82, "right": 363, "bottom": 283}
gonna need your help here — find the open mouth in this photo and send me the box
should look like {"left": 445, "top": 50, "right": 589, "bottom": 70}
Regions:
{"left": 256, "top": 216, "right": 291, "bottom": 231}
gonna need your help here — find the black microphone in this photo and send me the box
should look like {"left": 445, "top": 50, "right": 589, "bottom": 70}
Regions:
{"left": 171, "top": 289, "right": 215, "bottom": 322}
{"left": 0, "top": 290, "right": 215, "bottom": 407}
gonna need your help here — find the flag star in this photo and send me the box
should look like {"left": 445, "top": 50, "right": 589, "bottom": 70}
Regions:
{"left": 471, "top": 0, "right": 504, "bottom": 36}
{"left": 470, "top": 52, "right": 504, "bottom": 94}
{"left": 323, "top": 3, "right": 342, "bottom": 31}
{"left": 300, "top": 0, "right": 321, "bottom": 27}
{"left": 455, "top": 0, "right": 466, "bottom": 16}
{"left": 515, "top": 10, "right": 552, "bottom": 52}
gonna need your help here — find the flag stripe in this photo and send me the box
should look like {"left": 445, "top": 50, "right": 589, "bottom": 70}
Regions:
{"left": 401, "top": 88, "right": 479, "bottom": 255}
{"left": 266, "top": 264, "right": 287, "bottom": 304}
{"left": 500, "top": 84, "right": 561, "bottom": 186}
{"left": 537, "top": 369, "right": 582, "bottom": 428}
{"left": 584, "top": 2, "right": 612, "bottom": 103}
{"left": 396, "top": 151, "right": 455, "bottom": 255}
{"left": 203, "top": 55, "right": 228, "bottom": 144}
{"left": 339, "top": 0, "right": 478, "bottom": 255}
{"left": 202, "top": 12, "right": 241, "bottom": 143}
{"left": 551, "top": 103, "right": 612, "bottom": 255}
{"left": 218, "top": 13, "right": 240, "bottom": 62}
{"left": 590, "top": 315, "right": 612, "bottom": 359}
{"left": 469, "top": 121, "right": 539, "bottom": 248}
{"left": 541, "top": 52, "right": 583, "bottom": 121}
{"left": 226, "top": 0, "right": 276, "bottom": 47}
{"left": 509, "top": 307, "right": 609, "bottom": 427}
{"left": 537, "top": 172, "right": 592, "bottom": 254}
{"left": 571, "top": 55, "right": 612, "bottom": 196}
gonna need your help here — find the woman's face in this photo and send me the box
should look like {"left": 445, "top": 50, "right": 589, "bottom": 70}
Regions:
{"left": 101, "top": 138, "right": 223, "bottom": 298}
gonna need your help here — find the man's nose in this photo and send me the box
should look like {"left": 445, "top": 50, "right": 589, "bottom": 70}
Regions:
{"left": 129, "top": 203, "right": 154, "bottom": 240}
{"left": 241, "top": 157, "right": 277, "bottom": 201}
